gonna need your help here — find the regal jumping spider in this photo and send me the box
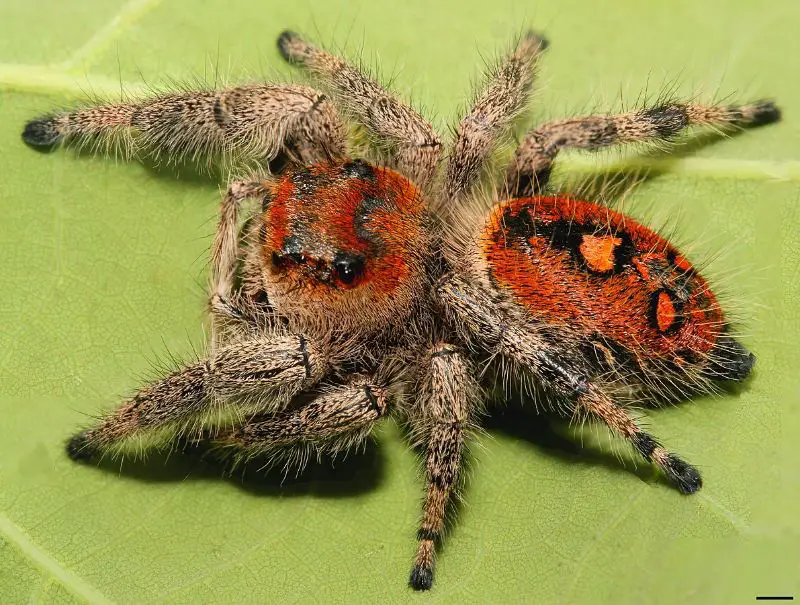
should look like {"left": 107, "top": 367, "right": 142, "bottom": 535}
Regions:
{"left": 22, "top": 29, "right": 779, "bottom": 590}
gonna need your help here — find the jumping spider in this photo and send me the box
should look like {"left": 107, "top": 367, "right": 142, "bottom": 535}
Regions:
{"left": 22, "top": 29, "right": 780, "bottom": 591}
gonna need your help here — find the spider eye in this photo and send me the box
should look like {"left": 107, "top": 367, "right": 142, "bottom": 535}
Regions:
{"left": 333, "top": 253, "right": 365, "bottom": 285}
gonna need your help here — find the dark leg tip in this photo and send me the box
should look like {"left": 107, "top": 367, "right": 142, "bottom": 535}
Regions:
{"left": 746, "top": 100, "right": 781, "bottom": 127}
{"left": 409, "top": 564, "right": 433, "bottom": 591}
{"left": 277, "top": 30, "right": 302, "bottom": 63}
{"left": 22, "top": 118, "right": 62, "bottom": 149}
{"left": 66, "top": 431, "right": 96, "bottom": 463}
{"left": 664, "top": 454, "right": 702, "bottom": 495}
{"left": 524, "top": 30, "right": 550, "bottom": 51}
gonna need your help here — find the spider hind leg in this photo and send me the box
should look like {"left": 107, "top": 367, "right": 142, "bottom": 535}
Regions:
{"left": 581, "top": 386, "right": 702, "bottom": 494}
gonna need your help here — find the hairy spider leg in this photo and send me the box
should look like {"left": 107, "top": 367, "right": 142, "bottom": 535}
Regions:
{"left": 444, "top": 30, "right": 548, "bottom": 205}
{"left": 278, "top": 30, "right": 442, "bottom": 187}
{"left": 22, "top": 84, "right": 347, "bottom": 169}
{"left": 408, "top": 344, "right": 478, "bottom": 590}
{"left": 507, "top": 100, "right": 780, "bottom": 196}
{"left": 67, "top": 334, "right": 329, "bottom": 460}
{"left": 215, "top": 376, "right": 389, "bottom": 467}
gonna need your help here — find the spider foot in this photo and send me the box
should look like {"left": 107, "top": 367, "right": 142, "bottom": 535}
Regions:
{"left": 66, "top": 430, "right": 96, "bottom": 463}
{"left": 523, "top": 29, "right": 550, "bottom": 51}
{"left": 22, "top": 117, "right": 61, "bottom": 149}
{"left": 277, "top": 30, "right": 307, "bottom": 64}
{"left": 409, "top": 563, "right": 433, "bottom": 591}
{"left": 662, "top": 454, "right": 703, "bottom": 494}
{"left": 744, "top": 100, "right": 781, "bottom": 127}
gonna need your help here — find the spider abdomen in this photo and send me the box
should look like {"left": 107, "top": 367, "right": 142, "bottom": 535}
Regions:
{"left": 479, "top": 196, "right": 745, "bottom": 378}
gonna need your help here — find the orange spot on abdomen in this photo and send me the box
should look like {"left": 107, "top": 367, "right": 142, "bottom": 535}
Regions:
{"left": 655, "top": 290, "right": 678, "bottom": 333}
{"left": 579, "top": 234, "right": 621, "bottom": 273}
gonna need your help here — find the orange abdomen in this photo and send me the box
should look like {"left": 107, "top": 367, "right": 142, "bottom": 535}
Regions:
{"left": 480, "top": 196, "right": 725, "bottom": 364}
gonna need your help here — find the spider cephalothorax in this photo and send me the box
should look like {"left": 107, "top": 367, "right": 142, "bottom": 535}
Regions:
{"left": 23, "top": 28, "right": 779, "bottom": 591}
{"left": 258, "top": 159, "right": 430, "bottom": 339}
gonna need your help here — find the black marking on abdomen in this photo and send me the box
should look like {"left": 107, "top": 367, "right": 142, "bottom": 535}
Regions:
{"left": 500, "top": 206, "right": 636, "bottom": 275}
{"left": 342, "top": 158, "right": 375, "bottom": 181}
{"left": 609, "top": 232, "right": 637, "bottom": 273}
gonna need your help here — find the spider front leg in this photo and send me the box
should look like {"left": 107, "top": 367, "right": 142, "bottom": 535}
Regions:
{"left": 214, "top": 375, "right": 389, "bottom": 467}
{"left": 444, "top": 30, "right": 548, "bottom": 203}
{"left": 277, "top": 31, "right": 442, "bottom": 186}
{"left": 23, "top": 84, "right": 347, "bottom": 168}
{"left": 409, "top": 344, "right": 479, "bottom": 591}
{"left": 507, "top": 99, "right": 781, "bottom": 196}
{"left": 66, "top": 333, "right": 330, "bottom": 461}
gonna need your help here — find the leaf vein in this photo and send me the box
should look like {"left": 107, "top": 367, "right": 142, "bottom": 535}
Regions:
{"left": 0, "top": 513, "right": 113, "bottom": 605}
{"left": 60, "top": 0, "right": 166, "bottom": 72}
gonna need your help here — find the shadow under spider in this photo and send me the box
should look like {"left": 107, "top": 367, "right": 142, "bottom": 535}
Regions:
{"left": 560, "top": 127, "right": 755, "bottom": 201}
{"left": 137, "top": 153, "right": 295, "bottom": 187}
{"left": 483, "top": 402, "right": 662, "bottom": 486}
{"left": 83, "top": 437, "right": 386, "bottom": 499}
{"left": 28, "top": 138, "right": 296, "bottom": 189}
{"left": 77, "top": 392, "right": 711, "bottom": 508}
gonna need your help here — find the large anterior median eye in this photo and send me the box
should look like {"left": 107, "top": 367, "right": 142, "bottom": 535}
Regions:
{"left": 333, "top": 253, "right": 365, "bottom": 285}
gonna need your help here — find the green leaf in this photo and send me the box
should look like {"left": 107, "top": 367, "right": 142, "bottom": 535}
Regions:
{"left": 2, "top": 1, "right": 799, "bottom": 603}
